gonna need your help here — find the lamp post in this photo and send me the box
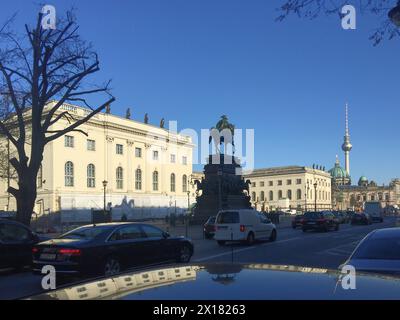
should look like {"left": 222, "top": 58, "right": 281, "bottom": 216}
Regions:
{"left": 305, "top": 181, "right": 310, "bottom": 212}
{"left": 314, "top": 182, "right": 318, "bottom": 212}
{"left": 102, "top": 180, "right": 108, "bottom": 216}
{"left": 217, "top": 168, "right": 222, "bottom": 211}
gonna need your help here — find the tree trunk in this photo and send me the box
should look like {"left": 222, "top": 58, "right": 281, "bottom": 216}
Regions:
{"left": 14, "top": 170, "right": 37, "bottom": 226}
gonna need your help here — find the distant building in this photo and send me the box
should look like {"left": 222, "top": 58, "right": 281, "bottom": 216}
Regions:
{"left": 245, "top": 166, "right": 332, "bottom": 212}
{"left": 0, "top": 101, "right": 194, "bottom": 222}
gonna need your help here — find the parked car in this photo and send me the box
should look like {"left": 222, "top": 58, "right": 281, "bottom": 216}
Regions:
{"left": 341, "top": 228, "right": 400, "bottom": 275}
{"left": 302, "top": 211, "right": 339, "bottom": 232}
{"left": 351, "top": 213, "right": 372, "bottom": 225}
{"left": 332, "top": 211, "right": 346, "bottom": 224}
{"left": 364, "top": 201, "right": 384, "bottom": 223}
{"left": 32, "top": 222, "right": 194, "bottom": 277}
{"left": 214, "top": 209, "right": 277, "bottom": 246}
{"left": 291, "top": 214, "right": 304, "bottom": 229}
{"left": 0, "top": 219, "right": 44, "bottom": 271}
{"left": 345, "top": 210, "right": 356, "bottom": 223}
{"left": 203, "top": 216, "right": 216, "bottom": 239}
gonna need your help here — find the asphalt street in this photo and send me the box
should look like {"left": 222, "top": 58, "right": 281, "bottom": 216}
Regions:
{"left": 0, "top": 217, "right": 396, "bottom": 299}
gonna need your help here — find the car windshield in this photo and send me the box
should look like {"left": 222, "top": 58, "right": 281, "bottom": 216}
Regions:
{"left": 60, "top": 226, "right": 111, "bottom": 240}
{"left": 208, "top": 217, "right": 216, "bottom": 223}
{"left": 217, "top": 211, "right": 239, "bottom": 224}
{"left": 353, "top": 237, "right": 400, "bottom": 260}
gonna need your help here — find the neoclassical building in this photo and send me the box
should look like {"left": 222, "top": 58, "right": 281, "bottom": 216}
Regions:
{"left": 0, "top": 101, "right": 194, "bottom": 222}
{"left": 245, "top": 166, "right": 332, "bottom": 212}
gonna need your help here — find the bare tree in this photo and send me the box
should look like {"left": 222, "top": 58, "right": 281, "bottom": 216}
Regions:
{"left": 276, "top": 0, "right": 400, "bottom": 45}
{"left": 0, "top": 10, "right": 115, "bottom": 225}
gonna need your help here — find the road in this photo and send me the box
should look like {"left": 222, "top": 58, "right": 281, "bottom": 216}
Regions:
{"left": 0, "top": 217, "right": 396, "bottom": 299}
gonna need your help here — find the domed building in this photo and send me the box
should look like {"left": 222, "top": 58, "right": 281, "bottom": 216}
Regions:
{"left": 329, "top": 156, "right": 351, "bottom": 186}
{"left": 358, "top": 176, "right": 368, "bottom": 187}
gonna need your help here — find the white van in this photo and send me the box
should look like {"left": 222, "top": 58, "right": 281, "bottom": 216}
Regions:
{"left": 214, "top": 209, "right": 277, "bottom": 245}
{"left": 364, "top": 201, "right": 384, "bottom": 222}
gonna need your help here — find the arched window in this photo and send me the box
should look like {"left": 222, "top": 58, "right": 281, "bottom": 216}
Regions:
{"left": 287, "top": 190, "right": 292, "bottom": 200}
{"left": 182, "top": 175, "right": 187, "bottom": 193}
{"left": 116, "top": 167, "right": 123, "bottom": 189}
{"left": 251, "top": 192, "right": 256, "bottom": 202}
{"left": 278, "top": 190, "right": 283, "bottom": 199}
{"left": 269, "top": 191, "right": 273, "bottom": 201}
{"left": 260, "top": 191, "right": 265, "bottom": 201}
{"left": 153, "top": 171, "right": 159, "bottom": 191}
{"left": 135, "top": 169, "right": 142, "bottom": 190}
{"left": 37, "top": 165, "right": 43, "bottom": 188}
{"left": 170, "top": 173, "right": 176, "bottom": 192}
{"left": 297, "top": 189, "right": 302, "bottom": 200}
{"left": 87, "top": 164, "right": 95, "bottom": 188}
{"left": 65, "top": 161, "right": 74, "bottom": 187}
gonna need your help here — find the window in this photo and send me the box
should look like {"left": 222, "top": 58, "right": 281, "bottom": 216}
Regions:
{"left": 269, "top": 191, "right": 274, "bottom": 201}
{"left": 260, "top": 191, "right": 265, "bottom": 201}
{"left": 278, "top": 180, "right": 282, "bottom": 186}
{"left": 182, "top": 175, "right": 188, "bottom": 193}
{"left": 135, "top": 147, "right": 142, "bottom": 158}
{"left": 153, "top": 171, "right": 159, "bottom": 191}
{"left": 116, "top": 167, "right": 123, "bottom": 189}
{"left": 287, "top": 179, "right": 292, "bottom": 185}
{"left": 0, "top": 223, "right": 30, "bottom": 242}
{"left": 116, "top": 144, "right": 123, "bottom": 155}
{"left": 278, "top": 190, "right": 283, "bottom": 199}
{"left": 269, "top": 181, "right": 273, "bottom": 186}
{"left": 251, "top": 182, "right": 256, "bottom": 187}
{"left": 109, "top": 225, "right": 144, "bottom": 241}
{"left": 297, "top": 189, "right": 302, "bottom": 200}
{"left": 385, "top": 193, "right": 390, "bottom": 201}
{"left": 37, "top": 165, "right": 43, "bottom": 189}
{"left": 87, "top": 139, "right": 95, "bottom": 151}
{"left": 287, "top": 190, "right": 292, "bottom": 200}
{"left": 141, "top": 225, "right": 164, "bottom": 238}
{"left": 64, "top": 135, "right": 74, "bottom": 148}
{"left": 87, "top": 164, "right": 95, "bottom": 188}
{"left": 65, "top": 161, "right": 74, "bottom": 186}
{"left": 216, "top": 211, "right": 239, "bottom": 224}
{"left": 153, "top": 150, "right": 159, "bottom": 161}
{"left": 170, "top": 173, "right": 176, "bottom": 192}
{"left": 251, "top": 192, "right": 256, "bottom": 202}
{"left": 170, "top": 154, "right": 176, "bottom": 163}
{"left": 260, "top": 181, "right": 265, "bottom": 187}
{"left": 296, "top": 179, "right": 302, "bottom": 185}
{"left": 182, "top": 156, "right": 187, "bottom": 165}
{"left": 135, "top": 169, "right": 142, "bottom": 190}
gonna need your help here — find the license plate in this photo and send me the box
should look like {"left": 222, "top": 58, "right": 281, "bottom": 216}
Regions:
{"left": 40, "top": 253, "right": 56, "bottom": 260}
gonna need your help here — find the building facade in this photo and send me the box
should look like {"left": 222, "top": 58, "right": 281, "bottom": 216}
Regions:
{"left": 0, "top": 101, "right": 194, "bottom": 222}
{"left": 244, "top": 166, "right": 332, "bottom": 212}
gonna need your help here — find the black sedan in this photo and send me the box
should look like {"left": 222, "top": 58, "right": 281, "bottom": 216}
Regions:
{"left": 291, "top": 214, "right": 304, "bottom": 229}
{"left": 28, "top": 263, "right": 400, "bottom": 300}
{"left": 32, "top": 222, "right": 193, "bottom": 277}
{"left": 302, "top": 211, "right": 339, "bottom": 232}
{"left": 341, "top": 228, "right": 400, "bottom": 275}
{"left": 0, "top": 219, "right": 44, "bottom": 271}
{"left": 351, "top": 213, "right": 372, "bottom": 225}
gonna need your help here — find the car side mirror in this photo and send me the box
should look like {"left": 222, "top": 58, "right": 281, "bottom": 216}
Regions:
{"left": 163, "top": 232, "right": 170, "bottom": 238}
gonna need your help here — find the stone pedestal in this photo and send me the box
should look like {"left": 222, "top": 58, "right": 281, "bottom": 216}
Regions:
{"left": 192, "top": 154, "right": 251, "bottom": 224}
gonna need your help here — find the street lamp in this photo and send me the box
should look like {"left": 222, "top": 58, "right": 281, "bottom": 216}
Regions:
{"left": 102, "top": 180, "right": 108, "bottom": 215}
{"left": 305, "top": 181, "right": 310, "bottom": 212}
{"left": 314, "top": 182, "right": 318, "bottom": 212}
{"left": 217, "top": 168, "right": 222, "bottom": 211}
{"left": 389, "top": 1, "right": 400, "bottom": 27}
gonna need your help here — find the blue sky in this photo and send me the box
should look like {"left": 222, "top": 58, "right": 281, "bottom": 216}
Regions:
{"left": 2, "top": 0, "right": 399, "bottom": 184}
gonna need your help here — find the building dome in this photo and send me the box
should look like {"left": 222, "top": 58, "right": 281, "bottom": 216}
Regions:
{"left": 358, "top": 176, "right": 368, "bottom": 187}
{"left": 329, "top": 156, "right": 351, "bottom": 186}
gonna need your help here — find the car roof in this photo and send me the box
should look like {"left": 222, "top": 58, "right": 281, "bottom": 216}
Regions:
{"left": 75, "top": 222, "right": 150, "bottom": 229}
{"left": 369, "top": 228, "right": 400, "bottom": 239}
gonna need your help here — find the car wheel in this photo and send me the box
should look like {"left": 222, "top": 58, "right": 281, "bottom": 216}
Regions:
{"left": 177, "top": 244, "right": 192, "bottom": 263}
{"left": 217, "top": 240, "right": 226, "bottom": 246}
{"left": 246, "top": 232, "right": 255, "bottom": 245}
{"left": 104, "top": 257, "right": 121, "bottom": 276}
{"left": 269, "top": 229, "right": 277, "bottom": 242}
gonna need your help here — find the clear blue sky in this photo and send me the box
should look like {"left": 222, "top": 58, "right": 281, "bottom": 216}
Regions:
{"left": 2, "top": 0, "right": 399, "bottom": 184}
